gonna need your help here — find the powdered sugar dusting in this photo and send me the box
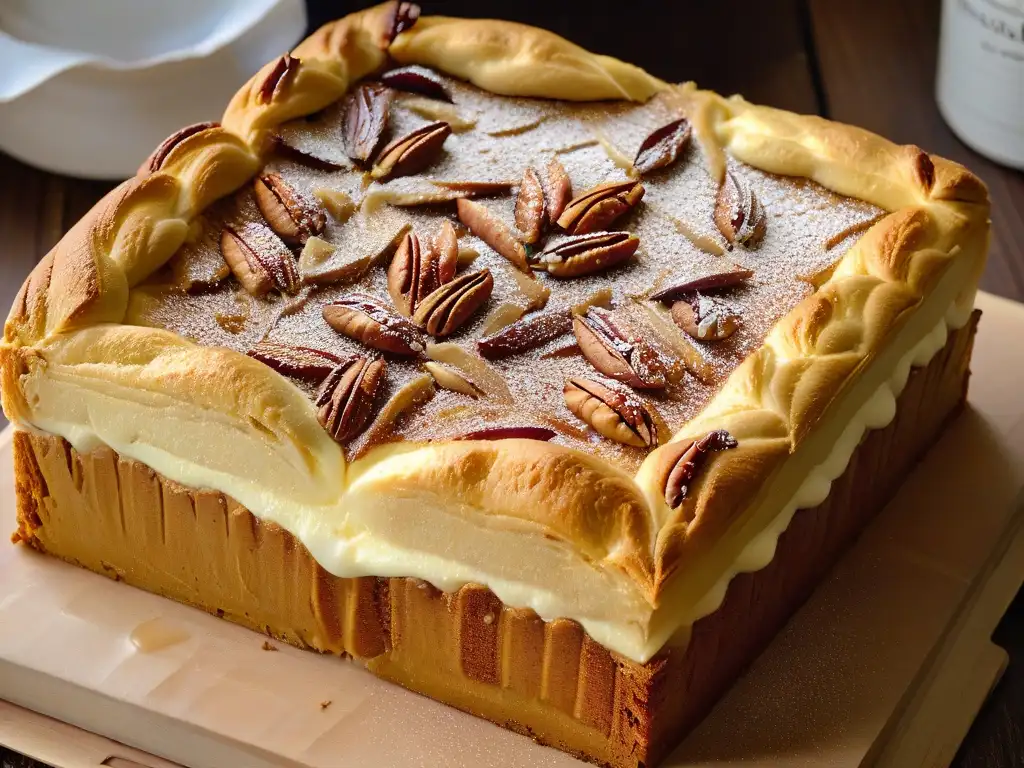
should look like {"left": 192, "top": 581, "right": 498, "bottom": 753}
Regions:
{"left": 130, "top": 69, "right": 884, "bottom": 470}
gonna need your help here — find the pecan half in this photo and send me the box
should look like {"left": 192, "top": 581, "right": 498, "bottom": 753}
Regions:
{"left": 371, "top": 121, "right": 451, "bottom": 180}
{"left": 381, "top": 66, "right": 452, "bottom": 102}
{"left": 388, "top": 231, "right": 437, "bottom": 316}
{"left": 557, "top": 180, "right": 644, "bottom": 235}
{"left": 323, "top": 294, "right": 425, "bottom": 356}
{"left": 386, "top": 1, "right": 421, "bottom": 42}
{"left": 457, "top": 426, "right": 556, "bottom": 442}
{"left": 672, "top": 294, "right": 741, "bottom": 341}
{"left": 343, "top": 83, "right": 392, "bottom": 164}
{"left": 144, "top": 121, "right": 219, "bottom": 172}
{"left": 247, "top": 341, "right": 345, "bottom": 381}
{"left": 315, "top": 357, "right": 386, "bottom": 443}
{"left": 456, "top": 198, "right": 529, "bottom": 273}
{"left": 563, "top": 378, "right": 657, "bottom": 448}
{"left": 423, "top": 361, "right": 484, "bottom": 398}
{"left": 714, "top": 171, "right": 767, "bottom": 247}
{"left": 543, "top": 158, "right": 573, "bottom": 223}
{"left": 515, "top": 167, "right": 546, "bottom": 244}
{"left": 633, "top": 118, "right": 692, "bottom": 175}
{"left": 254, "top": 173, "right": 326, "bottom": 246}
{"left": 477, "top": 310, "right": 572, "bottom": 359}
{"left": 258, "top": 55, "right": 300, "bottom": 104}
{"left": 573, "top": 307, "right": 666, "bottom": 389}
{"left": 533, "top": 232, "right": 639, "bottom": 278}
{"left": 388, "top": 222, "right": 458, "bottom": 316}
{"left": 413, "top": 269, "right": 494, "bottom": 337}
{"left": 661, "top": 430, "right": 738, "bottom": 508}
{"left": 220, "top": 223, "right": 299, "bottom": 296}
{"left": 649, "top": 266, "right": 754, "bottom": 302}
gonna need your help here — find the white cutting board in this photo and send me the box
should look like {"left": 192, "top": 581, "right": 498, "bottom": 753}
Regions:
{"left": 2, "top": 291, "right": 1024, "bottom": 768}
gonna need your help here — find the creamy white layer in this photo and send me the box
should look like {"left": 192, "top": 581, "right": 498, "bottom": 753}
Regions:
{"left": 15, "top": 247, "right": 977, "bottom": 664}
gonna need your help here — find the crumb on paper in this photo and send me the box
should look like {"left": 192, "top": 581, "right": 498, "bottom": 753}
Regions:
{"left": 262, "top": 640, "right": 279, "bottom": 651}
{"left": 320, "top": 700, "right": 332, "bottom": 710}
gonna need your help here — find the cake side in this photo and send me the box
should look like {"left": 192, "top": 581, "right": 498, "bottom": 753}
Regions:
{"left": 0, "top": 2, "right": 990, "bottom": 665}
{"left": 12, "top": 312, "right": 978, "bottom": 768}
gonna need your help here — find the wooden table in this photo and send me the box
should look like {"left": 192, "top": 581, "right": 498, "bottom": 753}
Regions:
{"left": 1, "top": 1, "right": 1021, "bottom": 766}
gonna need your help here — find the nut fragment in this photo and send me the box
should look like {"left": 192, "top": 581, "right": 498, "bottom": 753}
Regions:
{"left": 671, "top": 294, "right": 741, "bottom": 341}
{"left": 360, "top": 373, "right": 436, "bottom": 448}
{"left": 457, "top": 427, "right": 556, "bottom": 442}
{"left": 315, "top": 357, "right": 386, "bottom": 443}
{"left": 398, "top": 95, "right": 477, "bottom": 132}
{"left": 477, "top": 310, "right": 572, "bottom": 359}
{"left": 220, "top": 223, "right": 299, "bottom": 296}
{"left": 313, "top": 188, "right": 357, "bottom": 224}
{"left": 633, "top": 118, "right": 692, "bottom": 175}
{"left": 298, "top": 237, "right": 336, "bottom": 280}
{"left": 381, "top": 66, "right": 452, "bottom": 102}
{"left": 423, "top": 361, "right": 484, "bottom": 398}
{"left": 386, "top": 1, "right": 421, "bottom": 41}
{"left": 323, "top": 294, "right": 425, "bottom": 355}
{"left": 533, "top": 232, "right": 639, "bottom": 278}
{"left": 435, "top": 220, "right": 459, "bottom": 285}
{"left": 510, "top": 268, "right": 550, "bottom": 310}
{"left": 514, "top": 167, "right": 546, "bottom": 244}
{"left": 639, "top": 301, "right": 716, "bottom": 383}
{"left": 343, "top": 83, "right": 392, "bottom": 164}
{"left": 557, "top": 180, "right": 644, "bottom": 235}
{"left": 661, "top": 430, "right": 738, "bottom": 508}
{"left": 571, "top": 288, "right": 613, "bottom": 316}
{"left": 456, "top": 198, "right": 529, "bottom": 273}
{"left": 258, "top": 55, "right": 299, "bottom": 104}
{"left": 254, "top": 173, "right": 326, "bottom": 246}
{"left": 144, "top": 121, "right": 219, "bottom": 172}
{"left": 247, "top": 341, "right": 344, "bottom": 381}
{"left": 649, "top": 266, "right": 754, "bottom": 302}
{"left": 714, "top": 171, "right": 767, "bottom": 247}
{"left": 426, "top": 342, "right": 512, "bottom": 402}
{"left": 543, "top": 158, "right": 573, "bottom": 223}
{"left": 480, "top": 303, "right": 527, "bottom": 336}
{"left": 432, "top": 180, "right": 516, "bottom": 197}
{"left": 413, "top": 269, "right": 493, "bottom": 337}
{"left": 564, "top": 378, "right": 657, "bottom": 448}
{"left": 573, "top": 307, "right": 666, "bottom": 389}
{"left": 371, "top": 121, "right": 451, "bottom": 180}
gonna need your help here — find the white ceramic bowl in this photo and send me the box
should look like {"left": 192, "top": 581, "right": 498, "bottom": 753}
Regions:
{"left": 0, "top": 0, "right": 307, "bottom": 179}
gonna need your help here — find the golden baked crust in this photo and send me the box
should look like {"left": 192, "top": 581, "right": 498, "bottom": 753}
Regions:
{"left": 388, "top": 16, "right": 667, "bottom": 101}
{"left": 1, "top": 3, "right": 990, "bottom": 626}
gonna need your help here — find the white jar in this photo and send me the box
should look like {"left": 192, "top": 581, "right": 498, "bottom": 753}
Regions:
{"left": 937, "top": 0, "right": 1024, "bottom": 169}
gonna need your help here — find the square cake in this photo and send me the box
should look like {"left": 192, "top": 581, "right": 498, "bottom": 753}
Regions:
{"left": 1, "top": 3, "right": 989, "bottom": 766}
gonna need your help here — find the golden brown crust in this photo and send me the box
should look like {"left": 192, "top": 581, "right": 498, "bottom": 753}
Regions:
{"left": 351, "top": 440, "right": 656, "bottom": 593}
{"left": 389, "top": 16, "right": 667, "bottom": 102}
{"left": 0, "top": 5, "right": 991, "bottom": 615}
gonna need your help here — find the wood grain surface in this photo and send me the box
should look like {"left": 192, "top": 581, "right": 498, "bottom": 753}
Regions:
{"left": 0, "top": 1, "right": 1021, "bottom": 766}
